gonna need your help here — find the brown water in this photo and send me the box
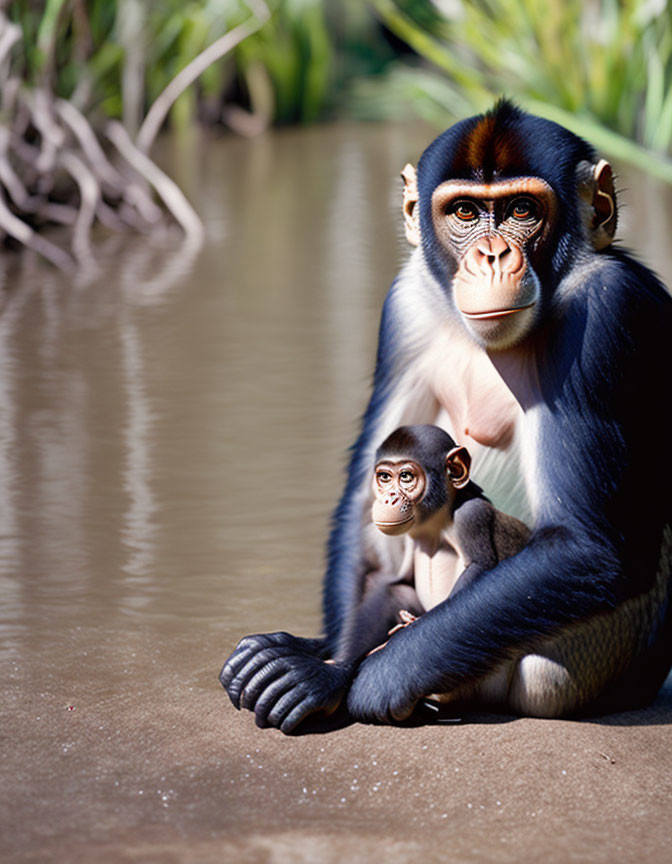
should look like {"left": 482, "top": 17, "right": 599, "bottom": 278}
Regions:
{"left": 3, "top": 123, "right": 672, "bottom": 863}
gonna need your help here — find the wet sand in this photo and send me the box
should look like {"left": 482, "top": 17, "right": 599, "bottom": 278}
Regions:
{"left": 4, "top": 628, "right": 672, "bottom": 863}
{"left": 2, "top": 123, "right": 672, "bottom": 862}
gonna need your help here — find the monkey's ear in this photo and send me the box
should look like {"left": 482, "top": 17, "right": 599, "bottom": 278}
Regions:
{"left": 401, "top": 163, "right": 420, "bottom": 247}
{"left": 446, "top": 446, "right": 471, "bottom": 489}
{"left": 577, "top": 159, "right": 617, "bottom": 250}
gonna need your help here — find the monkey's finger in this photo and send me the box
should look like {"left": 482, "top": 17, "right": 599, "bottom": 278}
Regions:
{"left": 225, "top": 647, "right": 295, "bottom": 709}
{"left": 219, "top": 646, "right": 258, "bottom": 689}
{"left": 399, "top": 609, "right": 417, "bottom": 624}
{"left": 366, "top": 640, "right": 388, "bottom": 656}
{"left": 265, "top": 688, "right": 307, "bottom": 731}
{"left": 220, "top": 632, "right": 298, "bottom": 688}
{"left": 241, "top": 663, "right": 292, "bottom": 711}
{"left": 219, "top": 637, "right": 274, "bottom": 687}
{"left": 253, "top": 673, "right": 296, "bottom": 727}
{"left": 389, "top": 696, "right": 417, "bottom": 723}
{"left": 227, "top": 649, "right": 295, "bottom": 709}
{"left": 280, "top": 696, "right": 321, "bottom": 734}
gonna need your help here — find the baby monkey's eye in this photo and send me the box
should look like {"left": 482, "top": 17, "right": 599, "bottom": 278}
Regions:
{"left": 377, "top": 471, "right": 391, "bottom": 483}
{"left": 399, "top": 471, "right": 415, "bottom": 483}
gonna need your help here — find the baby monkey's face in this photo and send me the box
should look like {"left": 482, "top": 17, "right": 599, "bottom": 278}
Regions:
{"left": 370, "top": 444, "right": 471, "bottom": 537}
{"left": 371, "top": 459, "right": 427, "bottom": 536}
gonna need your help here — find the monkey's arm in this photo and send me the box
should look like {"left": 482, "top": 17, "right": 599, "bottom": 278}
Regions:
{"left": 324, "top": 277, "right": 435, "bottom": 654}
{"left": 451, "top": 498, "right": 531, "bottom": 596}
{"left": 450, "top": 498, "right": 498, "bottom": 596}
{"left": 221, "top": 571, "right": 423, "bottom": 732}
{"left": 219, "top": 267, "right": 438, "bottom": 730}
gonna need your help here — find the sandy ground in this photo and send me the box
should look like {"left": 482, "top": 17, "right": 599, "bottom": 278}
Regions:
{"left": 3, "top": 623, "right": 672, "bottom": 864}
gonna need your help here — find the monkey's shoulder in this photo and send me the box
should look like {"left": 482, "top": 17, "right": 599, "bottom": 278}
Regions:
{"left": 491, "top": 509, "right": 532, "bottom": 559}
{"left": 454, "top": 496, "right": 530, "bottom": 564}
{"left": 569, "top": 252, "right": 672, "bottom": 322}
{"left": 452, "top": 496, "right": 496, "bottom": 563}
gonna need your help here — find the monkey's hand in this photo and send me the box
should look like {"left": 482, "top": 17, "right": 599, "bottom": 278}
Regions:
{"left": 220, "top": 630, "right": 327, "bottom": 695}
{"left": 221, "top": 643, "right": 352, "bottom": 733}
{"left": 347, "top": 634, "right": 421, "bottom": 723}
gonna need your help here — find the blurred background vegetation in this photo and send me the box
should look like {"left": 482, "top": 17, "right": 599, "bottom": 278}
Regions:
{"left": 9, "top": 1, "right": 672, "bottom": 162}
{"left": 3, "top": 0, "right": 672, "bottom": 264}
{"left": 10, "top": 0, "right": 672, "bottom": 161}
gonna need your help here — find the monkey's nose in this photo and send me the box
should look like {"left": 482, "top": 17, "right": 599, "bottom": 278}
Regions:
{"left": 477, "top": 234, "right": 511, "bottom": 264}
{"left": 475, "top": 234, "right": 523, "bottom": 276}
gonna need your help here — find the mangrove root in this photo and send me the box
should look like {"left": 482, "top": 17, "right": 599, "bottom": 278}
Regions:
{"left": 0, "top": 1, "right": 270, "bottom": 270}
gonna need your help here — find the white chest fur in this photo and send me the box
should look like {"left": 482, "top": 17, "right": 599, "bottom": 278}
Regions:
{"left": 413, "top": 540, "right": 466, "bottom": 611}
{"left": 426, "top": 320, "right": 536, "bottom": 526}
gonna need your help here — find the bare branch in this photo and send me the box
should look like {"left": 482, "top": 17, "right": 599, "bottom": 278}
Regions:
{"left": 118, "top": 0, "right": 146, "bottom": 137}
{"left": 55, "top": 98, "right": 125, "bottom": 187}
{"left": 95, "top": 200, "right": 129, "bottom": 232}
{"left": 136, "top": 0, "right": 271, "bottom": 153}
{"left": 106, "top": 120, "right": 204, "bottom": 242}
{"left": 118, "top": 201, "right": 156, "bottom": 232}
{"left": 58, "top": 150, "right": 99, "bottom": 263}
{"left": 28, "top": 89, "right": 64, "bottom": 173}
{"left": 54, "top": 98, "right": 163, "bottom": 227}
{"left": 0, "top": 127, "right": 35, "bottom": 209}
{"left": 0, "top": 188, "right": 75, "bottom": 271}
{"left": 40, "top": 203, "right": 78, "bottom": 225}
{"left": 121, "top": 184, "right": 163, "bottom": 226}
{"left": 0, "top": 13, "right": 21, "bottom": 70}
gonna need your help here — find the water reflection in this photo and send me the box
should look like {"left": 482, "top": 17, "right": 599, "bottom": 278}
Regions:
{"left": 119, "top": 307, "right": 156, "bottom": 582}
{"left": 117, "top": 235, "right": 203, "bottom": 591}
{"left": 0, "top": 123, "right": 670, "bottom": 660}
{"left": 0, "top": 273, "right": 22, "bottom": 646}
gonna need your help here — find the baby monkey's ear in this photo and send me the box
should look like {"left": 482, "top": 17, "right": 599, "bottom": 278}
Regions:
{"left": 446, "top": 446, "right": 471, "bottom": 489}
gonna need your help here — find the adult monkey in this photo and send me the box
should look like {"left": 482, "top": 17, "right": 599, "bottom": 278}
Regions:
{"left": 221, "top": 100, "right": 672, "bottom": 731}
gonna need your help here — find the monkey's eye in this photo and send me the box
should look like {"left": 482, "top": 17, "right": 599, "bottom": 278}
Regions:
{"left": 508, "top": 197, "right": 538, "bottom": 221}
{"left": 450, "top": 201, "right": 479, "bottom": 222}
{"left": 376, "top": 471, "right": 392, "bottom": 483}
{"left": 399, "top": 471, "right": 415, "bottom": 483}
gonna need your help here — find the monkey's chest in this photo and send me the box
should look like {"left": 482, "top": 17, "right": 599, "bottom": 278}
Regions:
{"left": 427, "top": 324, "right": 522, "bottom": 450}
{"left": 413, "top": 544, "right": 465, "bottom": 611}
{"left": 426, "top": 323, "right": 534, "bottom": 525}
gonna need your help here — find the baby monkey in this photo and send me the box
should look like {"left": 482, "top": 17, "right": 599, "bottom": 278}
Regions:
{"left": 373, "top": 424, "right": 530, "bottom": 611}
{"left": 339, "top": 425, "right": 531, "bottom": 665}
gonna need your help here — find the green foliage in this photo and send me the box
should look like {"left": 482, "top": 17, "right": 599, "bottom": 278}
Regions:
{"left": 7, "top": 0, "right": 338, "bottom": 128}
{"left": 235, "top": 0, "right": 331, "bottom": 123}
{"left": 7, "top": 0, "right": 672, "bottom": 181}
{"left": 368, "top": 0, "right": 672, "bottom": 178}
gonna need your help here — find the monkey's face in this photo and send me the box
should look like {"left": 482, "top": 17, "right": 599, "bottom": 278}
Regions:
{"left": 371, "top": 459, "right": 427, "bottom": 536}
{"left": 401, "top": 105, "right": 618, "bottom": 351}
{"left": 431, "top": 178, "right": 556, "bottom": 350}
